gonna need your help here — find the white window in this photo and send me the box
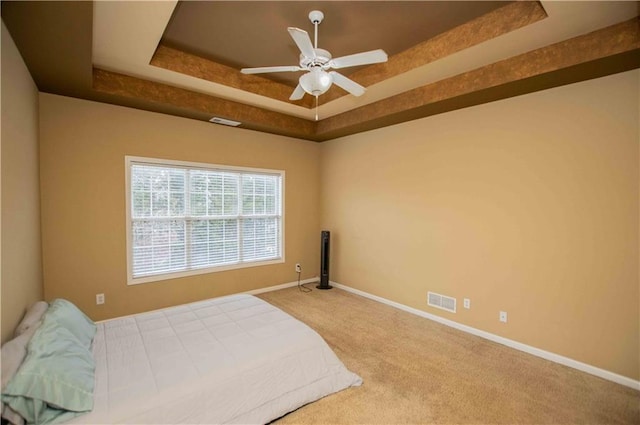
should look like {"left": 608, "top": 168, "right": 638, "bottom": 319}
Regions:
{"left": 125, "top": 156, "right": 284, "bottom": 285}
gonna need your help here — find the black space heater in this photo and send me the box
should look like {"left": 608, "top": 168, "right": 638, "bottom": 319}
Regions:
{"left": 317, "top": 230, "right": 332, "bottom": 290}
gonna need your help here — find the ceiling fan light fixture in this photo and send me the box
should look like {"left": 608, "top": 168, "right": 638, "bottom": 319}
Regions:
{"left": 299, "top": 68, "right": 333, "bottom": 96}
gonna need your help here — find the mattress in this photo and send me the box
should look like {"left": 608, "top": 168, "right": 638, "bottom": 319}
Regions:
{"left": 66, "top": 294, "right": 362, "bottom": 424}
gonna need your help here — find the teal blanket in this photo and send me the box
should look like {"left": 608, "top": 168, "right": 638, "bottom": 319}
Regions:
{"left": 2, "top": 299, "right": 96, "bottom": 425}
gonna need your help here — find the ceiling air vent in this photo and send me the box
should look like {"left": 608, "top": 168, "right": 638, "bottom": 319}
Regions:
{"left": 209, "top": 117, "right": 241, "bottom": 127}
{"left": 427, "top": 291, "right": 457, "bottom": 313}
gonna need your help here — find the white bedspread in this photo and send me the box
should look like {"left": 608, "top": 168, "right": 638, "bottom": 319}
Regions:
{"left": 66, "top": 294, "right": 361, "bottom": 424}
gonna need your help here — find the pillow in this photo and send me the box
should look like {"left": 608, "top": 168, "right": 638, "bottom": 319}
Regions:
{"left": 14, "top": 301, "right": 48, "bottom": 337}
{"left": 1, "top": 325, "right": 40, "bottom": 425}
{"left": 45, "top": 299, "right": 96, "bottom": 348}
{"left": 1, "top": 324, "right": 40, "bottom": 390}
{"left": 1, "top": 315, "right": 95, "bottom": 425}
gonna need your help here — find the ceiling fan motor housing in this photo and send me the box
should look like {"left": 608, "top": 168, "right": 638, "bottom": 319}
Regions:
{"left": 300, "top": 48, "right": 332, "bottom": 69}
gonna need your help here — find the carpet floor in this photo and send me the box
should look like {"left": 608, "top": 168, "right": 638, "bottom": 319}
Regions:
{"left": 257, "top": 286, "right": 639, "bottom": 424}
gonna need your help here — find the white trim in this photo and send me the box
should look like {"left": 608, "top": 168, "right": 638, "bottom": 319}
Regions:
{"left": 126, "top": 155, "right": 285, "bottom": 175}
{"left": 331, "top": 281, "right": 640, "bottom": 391}
{"left": 96, "top": 277, "right": 320, "bottom": 324}
{"left": 124, "top": 156, "right": 285, "bottom": 285}
{"left": 129, "top": 258, "right": 285, "bottom": 286}
{"left": 245, "top": 277, "right": 320, "bottom": 295}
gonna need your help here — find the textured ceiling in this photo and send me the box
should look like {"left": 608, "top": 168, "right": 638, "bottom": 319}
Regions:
{"left": 162, "top": 1, "right": 508, "bottom": 86}
{"left": 2, "top": 1, "right": 639, "bottom": 142}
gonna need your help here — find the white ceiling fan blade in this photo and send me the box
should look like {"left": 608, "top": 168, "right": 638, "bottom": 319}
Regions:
{"left": 241, "top": 66, "right": 301, "bottom": 74}
{"left": 329, "top": 71, "right": 365, "bottom": 97}
{"left": 288, "top": 27, "right": 316, "bottom": 59}
{"left": 289, "top": 84, "right": 306, "bottom": 100}
{"left": 330, "top": 49, "right": 388, "bottom": 69}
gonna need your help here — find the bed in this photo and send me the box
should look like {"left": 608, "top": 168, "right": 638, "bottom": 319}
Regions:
{"left": 1, "top": 294, "right": 362, "bottom": 424}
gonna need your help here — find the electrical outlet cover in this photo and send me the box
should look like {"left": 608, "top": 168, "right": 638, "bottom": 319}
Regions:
{"left": 463, "top": 298, "right": 470, "bottom": 309}
{"left": 499, "top": 311, "right": 507, "bottom": 323}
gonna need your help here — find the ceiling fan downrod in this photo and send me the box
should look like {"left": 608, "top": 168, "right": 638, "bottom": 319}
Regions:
{"left": 309, "top": 10, "right": 324, "bottom": 49}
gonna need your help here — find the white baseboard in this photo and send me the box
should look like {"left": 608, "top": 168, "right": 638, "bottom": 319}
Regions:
{"left": 331, "top": 281, "right": 640, "bottom": 391}
{"left": 96, "top": 278, "right": 320, "bottom": 324}
{"left": 245, "top": 277, "right": 319, "bottom": 295}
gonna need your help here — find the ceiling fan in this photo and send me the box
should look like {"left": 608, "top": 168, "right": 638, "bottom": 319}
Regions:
{"left": 241, "top": 10, "right": 388, "bottom": 101}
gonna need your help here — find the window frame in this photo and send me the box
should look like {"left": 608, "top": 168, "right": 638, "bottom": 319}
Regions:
{"left": 125, "top": 156, "right": 285, "bottom": 285}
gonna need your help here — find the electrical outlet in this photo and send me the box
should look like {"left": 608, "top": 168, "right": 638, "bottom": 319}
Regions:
{"left": 463, "top": 298, "right": 471, "bottom": 309}
{"left": 499, "top": 311, "right": 507, "bottom": 323}
{"left": 96, "top": 293, "right": 105, "bottom": 305}
{"left": 295, "top": 263, "right": 302, "bottom": 273}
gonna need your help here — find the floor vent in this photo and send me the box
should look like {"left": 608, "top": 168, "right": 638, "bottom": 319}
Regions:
{"left": 427, "top": 291, "right": 457, "bottom": 313}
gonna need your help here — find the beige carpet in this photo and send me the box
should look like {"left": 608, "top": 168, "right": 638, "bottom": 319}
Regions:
{"left": 257, "top": 287, "right": 639, "bottom": 424}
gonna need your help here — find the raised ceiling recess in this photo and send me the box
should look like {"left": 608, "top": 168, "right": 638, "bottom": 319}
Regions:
{"left": 2, "top": 1, "right": 639, "bottom": 141}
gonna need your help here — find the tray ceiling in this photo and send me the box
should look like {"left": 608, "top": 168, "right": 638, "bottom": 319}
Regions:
{"left": 2, "top": 1, "right": 638, "bottom": 142}
{"left": 161, "top": 1, "right": 508, "bottom": 87}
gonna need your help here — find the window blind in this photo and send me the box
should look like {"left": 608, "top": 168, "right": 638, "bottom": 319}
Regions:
{"left": 128, "top": 160, "right": 282, "bottom": 283}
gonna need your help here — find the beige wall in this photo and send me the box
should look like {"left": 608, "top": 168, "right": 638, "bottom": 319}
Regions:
{"left": 320, "top": 70, "right": 639, "bottom": 380}
{"left": 39, "top": 94, "right": 321, "bottom": 321}
{"left": 35, "top": 68, "right": 639, "bottom": 380}
{"left": 1, "top": 22, "right": 44, "bottom": 343}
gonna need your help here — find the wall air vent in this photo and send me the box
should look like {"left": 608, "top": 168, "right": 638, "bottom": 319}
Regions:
{"left": 427, "top": 291, "right": 457, "bottom": 313}
{"left": 209, "top": 117, "right": 241, "bottom": 127}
